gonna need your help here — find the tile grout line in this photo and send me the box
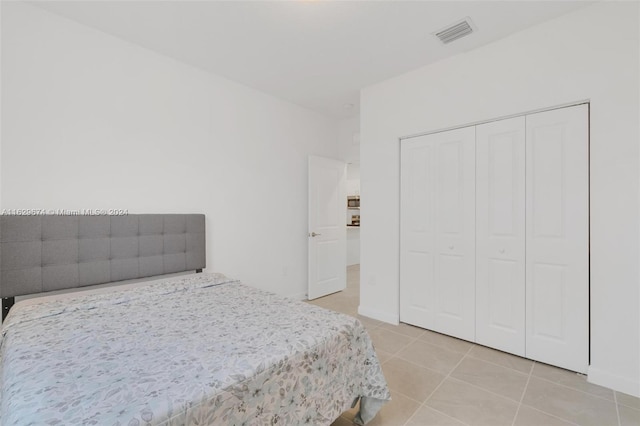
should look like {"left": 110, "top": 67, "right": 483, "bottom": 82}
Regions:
{"left": 379, "top": 325, "right": 425, "bottom": 340}
{"left": 617, "top": 400, "right": 640, "bottom": 412}
{"left": 386, "top": 328, "right": 477, "bottom": 376}
{"left": 385, "top": 387, "right": 431, "bottom": 406}
{"left": 382, "top": 339, "right": 420, "bottom": 363}
{"left": 392, "top": 355, "right": 463, "bottom": 378}
{"left": 515, "top": 363, "right": 611, "bottom": 426}
{"left": 614, "top": 390, "right": 621, "bottom": 426}
{"left": 444, "top": 375, "right": 527, "bottom": 405}
{"left": 416, "top": 406, "right": 468, "bottom": 426}
{"left": 518, "top": 403, "right": 581, "bottom": 426}
{"left": 465, "top": 352, "right": 617, "bottom": 404}
{"left": 527, "top": 374, "right": 617, "bottom": 403}
{"left": 402, "top": 345, "right": 475, "bottom": 426}
{"left": 511, "top": 360, "right": 534, "bottom": 426}
{"left": 413, "top": 334, "right": 475, "bottom": 355}
{"left": 465, "top": 350, "right": 533, "bottom": 375}
{"left": 377, "top": 327, "right": 427, "bottom": 360}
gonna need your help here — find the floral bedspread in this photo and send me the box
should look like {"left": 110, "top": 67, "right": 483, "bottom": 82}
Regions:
{"left": 0, "top": 273, "right": 390, "bottom": 425}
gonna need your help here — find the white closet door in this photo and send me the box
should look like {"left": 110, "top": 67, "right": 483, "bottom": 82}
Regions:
{"left": 526, "top": 104, "right": 589, "bottom": 373}
{"left": 476, "top": 117, "right": 526, "bottom": 356}
{"left": 400, "top": 127, "right": 476, "bottom": 342}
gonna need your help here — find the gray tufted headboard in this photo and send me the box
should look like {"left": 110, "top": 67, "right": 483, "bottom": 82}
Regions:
{"left": 0, "top": 214, "right": 206, "bottom": 300}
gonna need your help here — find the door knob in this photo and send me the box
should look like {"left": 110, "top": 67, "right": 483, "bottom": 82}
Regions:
{"left": 310, "top": 232, "right": 321, "bottom": 237}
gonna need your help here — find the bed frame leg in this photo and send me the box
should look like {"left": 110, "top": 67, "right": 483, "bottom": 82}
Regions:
{"left": 196, "top": 269, "right": 203, "bottom": 273}
{"left": 2, "top": 297, "right": 15, "bottom": 321}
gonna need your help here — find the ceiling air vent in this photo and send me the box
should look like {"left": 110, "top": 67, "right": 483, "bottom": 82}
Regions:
{"left": 434, "top": 18, "right": 475, "bottom": 44}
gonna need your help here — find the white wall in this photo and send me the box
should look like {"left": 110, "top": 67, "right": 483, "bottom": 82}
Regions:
{"left": 1, "top": 2, "right": 339, "bottom": 300}
{"left": 360, "top": 2, "right": 640, "bottom": 396}
{"left": 338, "top": 116, "right": 360, "bottom": 165}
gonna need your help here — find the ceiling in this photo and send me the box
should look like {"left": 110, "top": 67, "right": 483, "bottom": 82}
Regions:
{"left": 31, "top": 1, "right": 591, "bottom": 119}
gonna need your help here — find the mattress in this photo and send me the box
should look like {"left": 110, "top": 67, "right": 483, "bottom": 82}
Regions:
{"left": 0, "top": 273, "right": 390, "bottom": 425}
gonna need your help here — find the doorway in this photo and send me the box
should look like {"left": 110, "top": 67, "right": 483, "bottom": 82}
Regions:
{"left": 307, "top": 161, "right": 361, "bottom": 316}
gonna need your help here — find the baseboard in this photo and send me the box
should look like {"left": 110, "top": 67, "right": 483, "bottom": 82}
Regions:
{"left": 358, "top": 305, "right": 398, "bottom": 325}
{"left": 288, "top": 292, "right": 308, "bottom": 301}
{"left": 588, "top": 366, "right": 640, "bottom": 397}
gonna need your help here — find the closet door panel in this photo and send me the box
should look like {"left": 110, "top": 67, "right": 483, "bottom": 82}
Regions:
{"left": 400, "top": 127, "right": 476, "bottom": 341}
{"left": 526, "top": 104, "right": 589, "bottom": 373}
{"left": 476, "top": 117, "right": 526, "bottom": 356}
{"left": 400, "top": 141, "right": 436, "bottom": 328}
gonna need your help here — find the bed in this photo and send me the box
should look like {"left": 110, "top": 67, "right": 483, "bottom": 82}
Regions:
{"left": 0, "top": 214, "right": 390, "bottom": 425}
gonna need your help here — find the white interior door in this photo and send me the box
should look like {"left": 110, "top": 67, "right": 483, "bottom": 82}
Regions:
{"left": 526, "top": 104, "right": 589, "bottom": 373}
{"left": 400, "top": 127, "right": 476, "bottom": 342}
{"left": 308, "top": 156, "right": 347, "bottom": 300}
{"left": 476, "top": 117, "right": 526, "bottom": 356}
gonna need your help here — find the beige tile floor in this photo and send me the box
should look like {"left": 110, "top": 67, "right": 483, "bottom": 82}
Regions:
{"left": 307, "top": 265, "right": 640, "bottom": 426}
